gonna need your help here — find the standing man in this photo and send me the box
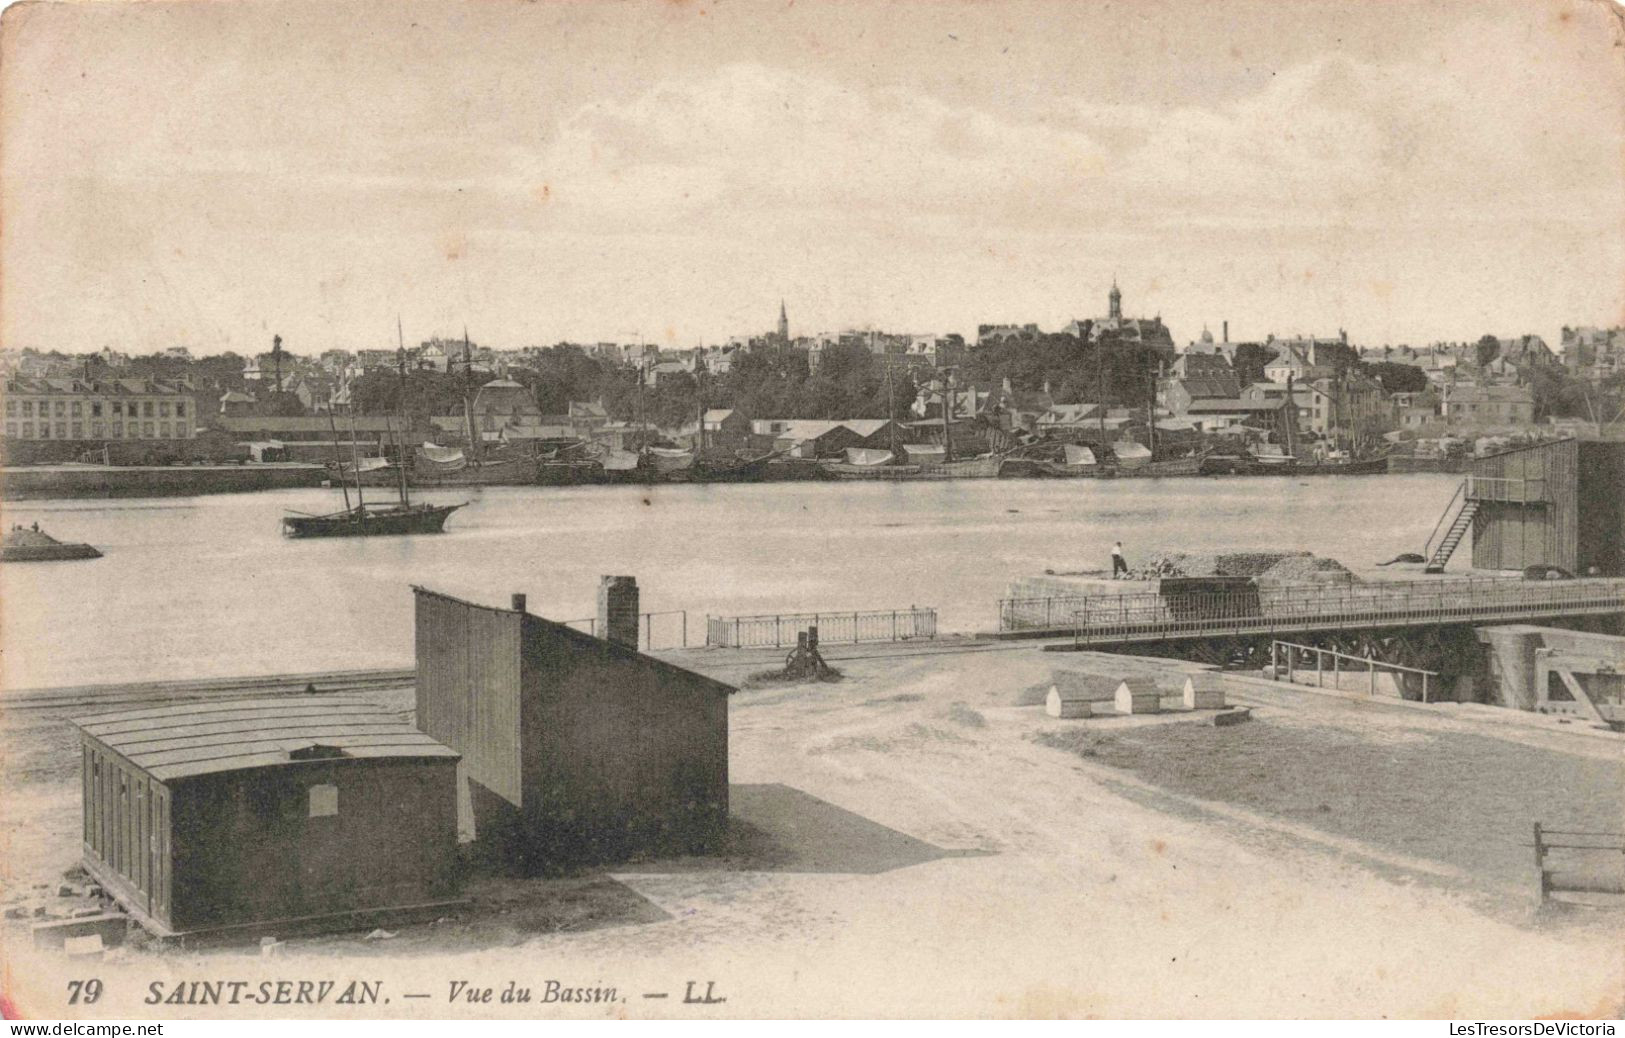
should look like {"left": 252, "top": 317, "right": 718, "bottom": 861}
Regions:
{"left": 1111, "top": 541, "right": 1128, "bottom": 579}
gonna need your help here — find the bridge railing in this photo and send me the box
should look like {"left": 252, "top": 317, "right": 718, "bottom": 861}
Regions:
{"left": 1058, "top": 577, "right": 1625, "bottom": 646}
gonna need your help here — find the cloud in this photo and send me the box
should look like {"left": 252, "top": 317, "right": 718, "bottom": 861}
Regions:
{"left": 526, "top": 51, "right": 1616, "bottom": 248}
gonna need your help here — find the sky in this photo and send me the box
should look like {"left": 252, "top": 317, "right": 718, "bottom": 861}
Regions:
{"left": 1, "top": 0, "right": 1621, "bottom": 356}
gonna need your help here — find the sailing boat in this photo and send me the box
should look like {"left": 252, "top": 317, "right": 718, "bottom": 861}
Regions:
{"left": 282, "top": 330, "right": 466, "bottom": 538}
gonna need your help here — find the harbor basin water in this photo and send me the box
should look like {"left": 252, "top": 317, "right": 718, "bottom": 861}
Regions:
{"left": 1, "top": 474, "right": 1460, "bottom": 689}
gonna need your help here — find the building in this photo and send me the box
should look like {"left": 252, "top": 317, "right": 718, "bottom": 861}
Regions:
{"left": 213, "top": 415, "right": 422, "bottom": 462}
{"left": 1262, "top": 343, "right": 1337, "bottom": 385}
{"left": 1442, "top": 384, "right": 1535, "bottom": 427}
{"left": 1240, "top": 380, "right": 1327, "bottom": 431}
{"left": 71, "top": 696, "right": 462, "bottom": 938}
{"left": 218, "top": 390, "right": 257, "bottom": 416}
{"left": 413, "top": 582, "right": 733, "bottom": 868}
{"left": 751, "top": 419, "right": 864, "bottom": 458}
{"left": 3, "top": 376, "right": 196, "bottom": 443}
{"left": 1561, "top": 326, "right": 1625, "bottom": 384}
{"left": 1184, "top": 395, "right": 1299, "bottom": 443}
{"left": 701, "top": 408, "right": 752, "bottom": 449}
{"left": 1460, "top": 439, "right": 1625, "bottom": 575}
{"left": 1064, "top": 280, "right": 1176, "bottom": 355}
{"left": 415, "top": 339, "right": 456, "bottom": 373}
{"left": 976, "top": 323, "right": 1040, "bottom": 347}
{"left": 470, "top": 378, "right": 547, "bottom": 440}
{"left": 1159, "top": 373, "right": 1241, "bottom": 416}
{"left": 1492, "top": 334, "right": 1560, "bottom": 373}
{"left": 841, "top": 418, "right": 902, "bottom": 449}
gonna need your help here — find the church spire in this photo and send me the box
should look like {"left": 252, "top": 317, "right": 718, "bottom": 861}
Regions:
{"left": 777, "top": 299, "right": 789, "bottom": 341}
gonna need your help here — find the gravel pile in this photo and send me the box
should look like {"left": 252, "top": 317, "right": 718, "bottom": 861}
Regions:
{"left": 1128, "top": 550, "right": 1358, "bottom": 584}
{"left": 1256, "top": 554, "right": 1357, "bottom": 584}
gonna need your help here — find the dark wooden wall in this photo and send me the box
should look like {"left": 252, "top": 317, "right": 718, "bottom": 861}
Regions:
{"left": 520, "top": 619, "right": 730, "bottom": 865}
{"left": 81, "top": 739, "right": 171, "bottom": 928}
{"left": 1576, "top": 441, "right": 1625, "bottom": 576}
{"left": 167, "top": 758, "right": 459, "bottom": 933}
{"left": 415, "top": 589, "right": 524, "bottom": 806}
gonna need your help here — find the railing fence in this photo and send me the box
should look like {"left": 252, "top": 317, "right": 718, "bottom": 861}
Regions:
{"left": 563, "top": 610, "right": 690, "bottom": 651}
{"left": 1533, "top": 822, "right": 1625, "bottom": 903}
{"left": 707, "top": 608, "right": 937, "bottom": 649}
{"left": 991, "top": 577, "right": 1625, "bottom": 641}
{"left": 1268, "top": 638, "right": 1439, "bottom": 702}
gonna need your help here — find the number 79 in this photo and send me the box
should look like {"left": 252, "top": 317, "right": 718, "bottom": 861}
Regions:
{"left": 67, "top": 979, "right": 104, "bottom": 1004}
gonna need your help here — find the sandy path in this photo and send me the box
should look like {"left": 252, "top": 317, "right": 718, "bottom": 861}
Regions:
{"left": 3, "top": 646, "right": 1621, "bottom": 1018}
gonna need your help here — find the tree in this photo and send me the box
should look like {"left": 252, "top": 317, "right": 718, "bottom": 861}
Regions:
{"left": 1230, "top": 343, "right": 1276, "bottom": 386}
{"left": 1475, "top": 335, "right": 1501, "bottom": 368}
{"left": 1361, "top": 361, "right": 1429, "bottom": 395}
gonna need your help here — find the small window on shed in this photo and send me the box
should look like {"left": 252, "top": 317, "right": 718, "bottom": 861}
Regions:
{"left": 308, "top": 784, "right": 339, "bottom": 818}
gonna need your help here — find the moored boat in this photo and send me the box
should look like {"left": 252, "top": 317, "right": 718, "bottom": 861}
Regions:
{"left": 1110, "top": 440, "right": 1152, "bottom": 470}
{"left": 1294, "top": 452, "right": 1390, "bottom": 476}
{"left": 843, "top": 447, "right": 895, "bottom": 467}
{"left": 282, "top": 502, "right": 464, "bottom": 538}
{"left": 286, "top": 345, "right": 468, "bottom": 538}
{"left": 647, "top": 447, "right": 696, "bottom": 475}
{"left": 902, "top": 443, "right": 947, "bottom": 465}
{"left": 1140, "top": 455, "right": 1205, "bottom": 477}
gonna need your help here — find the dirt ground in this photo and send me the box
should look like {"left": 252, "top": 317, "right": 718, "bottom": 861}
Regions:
{"left": 3, "top": 643, "right": 1622, "bottom": 1019}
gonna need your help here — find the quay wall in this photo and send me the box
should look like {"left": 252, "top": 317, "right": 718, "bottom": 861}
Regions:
{"left": 1388, "top": 455, "right": 1468, "bottom": 474}
{"left": 1, "top": 464, "right": 327, "bottom": 500}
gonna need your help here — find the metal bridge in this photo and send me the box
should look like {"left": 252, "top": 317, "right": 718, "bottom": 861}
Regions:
{"left": 997, "top": 576, "right": 1625, "bottom": 682}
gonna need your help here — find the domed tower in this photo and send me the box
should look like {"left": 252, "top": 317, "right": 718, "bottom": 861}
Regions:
{"left": 1108, "top": 279, "right": 1122, "bottom": 320}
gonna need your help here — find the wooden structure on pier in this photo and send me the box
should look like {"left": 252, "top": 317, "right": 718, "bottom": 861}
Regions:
{"left": 413, "top": 587, "right": 734, "bottom": 869}
{"left": 70, "top": 697, "right": 462, "bottom": 939}
{"left": 1425, "top": 439, "right": 1625, "bottom": 575}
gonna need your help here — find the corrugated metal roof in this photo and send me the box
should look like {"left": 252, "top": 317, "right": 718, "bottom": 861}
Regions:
{"left": 71, "top": 696, "right": 457, "bottom": 781}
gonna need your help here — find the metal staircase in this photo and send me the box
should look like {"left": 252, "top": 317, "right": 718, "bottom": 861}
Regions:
{"left": 1424, "top": 480, "right": 1477, "bottom": 574}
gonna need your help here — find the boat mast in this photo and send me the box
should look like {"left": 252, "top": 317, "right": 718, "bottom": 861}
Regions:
{"left": 887, "top": 357, "right": 900, "bottom": 455}
{"left": 1146, "top": 366, "right": 1156, "bottom": 459}
{"left": 346, "top": 404, "right": 366, "bottom": 513}
{"left": 395, "top": 318, "right": 412, "bottom": 509}
{"left": 325, "top": 403, "right": 352, "bottom": 512}
{"left": 1097, "top": 339, "right": 1107, "bottom": 447}
{"left": 942, "top": 369, "right": 954, "bottom": 462}
{"left": 462, "top": 326, "right": 481, "bottom": 468}
{"left": 1284, "top": 372, "right": 1299, "bottom": 458}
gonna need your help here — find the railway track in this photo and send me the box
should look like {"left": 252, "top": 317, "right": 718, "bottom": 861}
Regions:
{"left": 5, "top": 667, "right": 416, "bottom": 712}
{"left": 4, "top": 638, "right": 1059, "bottom": 714}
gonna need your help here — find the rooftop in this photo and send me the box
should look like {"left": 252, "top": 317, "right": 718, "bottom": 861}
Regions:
{"left": 73, "top": 696, "right": 457, "bottom": 781}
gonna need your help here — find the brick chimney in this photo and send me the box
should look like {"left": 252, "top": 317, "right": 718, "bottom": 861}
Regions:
{"left": 597, "top": 576, "right": 639, "bottom": 649}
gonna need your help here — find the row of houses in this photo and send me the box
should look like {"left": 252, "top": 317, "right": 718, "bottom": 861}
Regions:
{"left": 3, "top": 377, "right": 197, "bottom": 443}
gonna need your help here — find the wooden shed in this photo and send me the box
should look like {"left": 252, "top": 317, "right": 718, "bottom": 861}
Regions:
{"left": 71, "top": 696, "right": 462, "bottom": 939}
{"left": 414, "top": 587, "right": 734, "bottom": 869}
{"left": 1468, "top": 439, "right": 1625, "bottom": 575}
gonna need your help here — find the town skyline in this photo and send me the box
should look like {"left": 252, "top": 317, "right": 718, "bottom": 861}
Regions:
{"left": 0, "top": 283, "right": 1612, "bottom": 361}
{"left": 2, "top": 0, "right": 1620, "bottom": 356}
